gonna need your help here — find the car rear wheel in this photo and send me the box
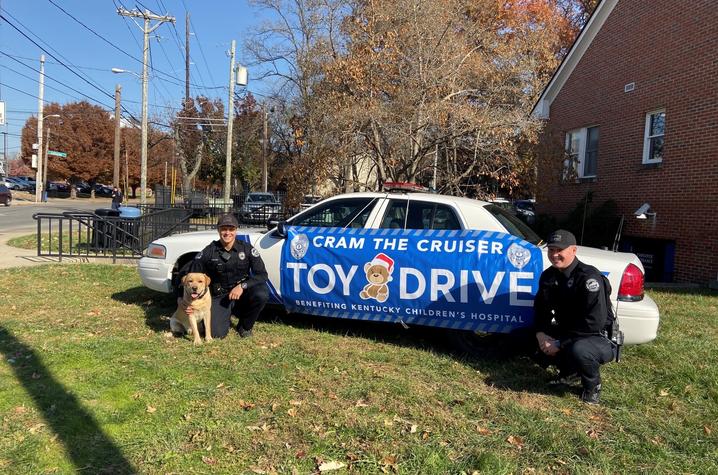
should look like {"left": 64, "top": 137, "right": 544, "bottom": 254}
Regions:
{"left": 3, "top": 197, "right": 10, "bottom": 206}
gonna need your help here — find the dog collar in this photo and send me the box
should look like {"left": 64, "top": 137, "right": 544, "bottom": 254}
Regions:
{"left": 193, "top": 287, "right": 208, "bottom": 300}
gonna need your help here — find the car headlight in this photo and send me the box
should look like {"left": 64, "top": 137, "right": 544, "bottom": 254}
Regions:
{"left": 145, "top": 243, "right": 167, "bottom": 259}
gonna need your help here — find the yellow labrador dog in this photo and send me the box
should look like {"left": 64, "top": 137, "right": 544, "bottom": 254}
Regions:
{"left": 170, "top": 273, "right": 212, "bottom": 345}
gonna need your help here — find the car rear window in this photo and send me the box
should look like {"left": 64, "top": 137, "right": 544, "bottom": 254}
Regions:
{"left": 380, "top": 199, "right": 461, "bottom": 230}
{"left": 485, "top": 204, "right": 541, "bottom": 244}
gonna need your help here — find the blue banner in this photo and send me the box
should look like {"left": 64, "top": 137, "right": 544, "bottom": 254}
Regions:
{"left": 280, "top": 227, "right": 543, "bottom": 333}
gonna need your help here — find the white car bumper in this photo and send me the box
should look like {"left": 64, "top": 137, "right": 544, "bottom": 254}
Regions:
{"left": 138, "top": 257, "right": 174, "bottom": 293}
{"left": 617, "top": 294, "right": 660, "bottom": 344}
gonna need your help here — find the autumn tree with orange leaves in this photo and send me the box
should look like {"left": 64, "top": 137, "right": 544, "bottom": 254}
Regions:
{"left": 20, "top": 101, "right": 172, "bottom": 194}
{"left": 248, "top": 0, "right": 597, "bottom": 198}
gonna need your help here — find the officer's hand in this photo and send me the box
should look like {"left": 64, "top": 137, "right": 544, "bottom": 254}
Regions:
{"left": 229, "top": 285, "right": 244, "bottom": 300}
{"left": 536, "top": 332, "right": 559, "bottom": 356}
{"left": 184, "top": 305, "right": 193, "bottom": 316}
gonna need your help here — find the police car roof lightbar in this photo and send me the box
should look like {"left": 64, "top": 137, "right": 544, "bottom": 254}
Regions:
{"left": 382, "top": 182, "right": 429, "bottom": 193}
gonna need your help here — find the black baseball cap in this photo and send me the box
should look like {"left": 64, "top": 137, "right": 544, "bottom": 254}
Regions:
{"left": 547, "top": 229, "right": 577, "bottom": 249}
{"left": 216, "top": 214, "right": 239, "bottom": 228}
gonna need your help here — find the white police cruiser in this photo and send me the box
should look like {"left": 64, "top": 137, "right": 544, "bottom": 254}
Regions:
{"left": 139, "top": 187, "right": 659, "bottom": 345}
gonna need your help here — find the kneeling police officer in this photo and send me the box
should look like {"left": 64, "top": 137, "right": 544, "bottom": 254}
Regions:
{"left": 534, "top": 230, "right": 618, "bottom": 404}
{"left": 182, "top": 213, "right": 269, "bottom": 338}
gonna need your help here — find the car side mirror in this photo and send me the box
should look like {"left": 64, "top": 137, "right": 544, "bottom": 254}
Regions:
{"left": 267, "top": 218, "right": 280, "bottom": 231}
{"left": 276, "top": 221, "right": 288, "bottom": 239}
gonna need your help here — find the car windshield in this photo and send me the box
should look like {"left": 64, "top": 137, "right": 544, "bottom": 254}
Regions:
{"left": 250, "top": 194, "right": 276, "bottom": 203}
{"left": 485, "top": 204, "right": 542, "bottom": 245}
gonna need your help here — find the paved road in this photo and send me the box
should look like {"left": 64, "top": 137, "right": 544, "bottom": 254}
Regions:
{"left": 0, "top": 197, "right": 115, "bottom": 233}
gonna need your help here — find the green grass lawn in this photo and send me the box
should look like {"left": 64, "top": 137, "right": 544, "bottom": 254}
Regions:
{"left": 0, "top": 264, "right": 716, "bottom": 474}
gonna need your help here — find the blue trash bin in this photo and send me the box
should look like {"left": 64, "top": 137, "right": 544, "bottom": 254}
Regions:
{"left": 118, "top": 206, "right": 141, "bottom": 249}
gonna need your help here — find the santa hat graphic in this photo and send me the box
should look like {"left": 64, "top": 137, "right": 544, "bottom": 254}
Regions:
{"left": 371, "top": 253, "right": 394, "bottom": 273}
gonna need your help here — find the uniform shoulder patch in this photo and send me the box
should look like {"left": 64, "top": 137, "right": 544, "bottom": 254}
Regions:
{"left": 585, "top": 278, "right": 600, "bottom": 292}
{"left": 251, "top": 247, "right": 260, "bottom": 257}
{"left": 194, "top": 251, "right": 203, "bottom": 260}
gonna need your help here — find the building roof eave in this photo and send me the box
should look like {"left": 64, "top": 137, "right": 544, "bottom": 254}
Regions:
{"left": 530, "top": 0, "right": 619, "bottom": 119}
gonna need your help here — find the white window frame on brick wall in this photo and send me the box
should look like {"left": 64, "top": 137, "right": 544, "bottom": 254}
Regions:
{"left": 642, "top": 109, "right": 665, "bottom": 164}
{"left": 564, "top": 126, "right": 599, "bottom": 179}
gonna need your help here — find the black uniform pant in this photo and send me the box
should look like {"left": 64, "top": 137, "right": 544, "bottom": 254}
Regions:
{"left": 546, "top": 335, "right": 615, "bottom": 390}
{"left": 205, "top": 285, "right": 269, "bottom": 338}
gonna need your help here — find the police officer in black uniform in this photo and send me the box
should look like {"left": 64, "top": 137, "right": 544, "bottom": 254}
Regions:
{"left": 183, "top": 214, "right": 269, "bottom": 338}
{"left": 534, "top": 230, "right": 615, "bottom": 404}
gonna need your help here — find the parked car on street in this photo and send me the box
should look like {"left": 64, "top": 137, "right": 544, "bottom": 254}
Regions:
{"left": 0, "top": 184, "right": 12, "bottom": 206}
{"left": 239, "top": 192, "right": 282, "bottom": 224}
{"left": 139, "top": 190, "right": 660, "bottom": 347}
{"left": 5, "top": 177, "right": 29, "bottom": 191}
{"left": 513, "top": 199, "right": 536, "bottom": 225}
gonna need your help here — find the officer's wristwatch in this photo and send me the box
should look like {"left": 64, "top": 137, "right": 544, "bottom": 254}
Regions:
{"left": 240, "top": 282, "right": 248, "bottom": 290}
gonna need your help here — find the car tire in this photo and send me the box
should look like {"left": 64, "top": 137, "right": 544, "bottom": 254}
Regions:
{"left": 3, "top": 198, "right": 10, "bottom": 206}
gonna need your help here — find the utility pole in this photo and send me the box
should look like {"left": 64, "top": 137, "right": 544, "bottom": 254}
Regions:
{"left": 35, "top": 54, "right": 45, "bottom": 203}
{"left": 262, "top": 104, "right": 268, "bottom": 192}
{"left": 117, "top": 7, "right": 175, "bottom": 206}
{"left": 185, "top": 12, "right": 190, "bottom": 103}
{"left": 43, "top": 126, "right": 49, "bottom": 191}
{"left": 113, "top": 84, "right": 122, "bottom": 188}
{"left": 223, "top": 40, "right": 236, "bottom": 209}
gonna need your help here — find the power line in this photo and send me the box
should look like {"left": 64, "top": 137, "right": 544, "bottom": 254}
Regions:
{"left": 0, "top": 52, "right": 114, "bottom": 109}
{"left": 180, "top": 0, "right": 217, "bottom": 87}
{"left": 0, "top": 10, "right": 140, "bottom": 124}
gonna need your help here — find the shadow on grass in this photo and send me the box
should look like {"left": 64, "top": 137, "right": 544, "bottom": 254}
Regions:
{"left": 111, "top": 288, "right": 562, "bottom": 397}
{"left": 0, "top": 326, "right": 136, "bottom": 474}
{"left": 111, "top": 286, "right": 176, "bottom": 333}
{"left": 267, "top": 309, "right": 564, "bottom": 397}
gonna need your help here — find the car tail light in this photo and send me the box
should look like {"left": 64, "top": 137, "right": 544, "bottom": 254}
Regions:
{"left": 618, "top": 263, "right": 644, "bottom": 301}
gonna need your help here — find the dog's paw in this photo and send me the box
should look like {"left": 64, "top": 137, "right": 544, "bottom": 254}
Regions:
{"left": 205, "top": 336, "right": 214, "bottom": 342}
{"left": 193, "top": 339, "right": 203, "bottom": 346}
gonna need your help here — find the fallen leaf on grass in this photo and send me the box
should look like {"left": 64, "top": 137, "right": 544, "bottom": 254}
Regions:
{"left": 202, "top": 456, "right": 216, "bottom": 465}
{"left": 146, "top": 405, "right": 157, "bottom": 414}
{"left": 476, "top": 426, "right": 492, "bottom": 435}
{"left": 577, "top": 447, "right": 589, "bottom": 456}
{"left": 14, "top": 406, "right": 27, "bottom": 414}
{"left": 182, "top": 414, "right": 191, "bottom": 421}
{"left": 355, "top": 399, "right": 369, "bottom": 408}
{"left": 659, "top": 389, "right": 669, "bottom": 397}
{"left": 410, "top": 424, "right": 417, "bottom": 434}
{"left": 287, "top": 408, "right": 298, "bottom": 417}
{"left": 216, "top": 383, "right": 225, "bottom": 389}
{"left": 318, "top": 460, "right": 345, "bottom": 472}
{"left": 238, "top": 400, "right": 256, "bottom": 410}
{"left": 28, "top": 423, "right": 45, "bottom": 434}
{"left": 31, "top": 372, "right": 41, "bottom": 380}
{"left": 86, "top": 309, "right": 101, "bottom": 316}
{"left": 506, "top": 435, "right": 524, "bottom": 449}
{"left": 247, "top": 423, "right": 271, "bottom": 432}
{"left": 295, "top": 450, "right": 306, "bottom": 458}
{"left": 705, "top": 426, "right": 712, "bottom": 435}
{"left": 421, "top": 431, "right": 430, "bottom": 440}
{"left": 561, "top": 408, "right": 573, "bottom": 416}
{"left": 289, "top": 399, "right": 303, "bottom": 406}
{"left": 586, "top": 428, "right": 600, "bottom": 439}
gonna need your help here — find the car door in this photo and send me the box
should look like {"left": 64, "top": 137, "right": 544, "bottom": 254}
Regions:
{"left": 252, "top": 196, "right": 385, "bottom": 300}
{"left": 376, "top": 197, "right": 463, "bottom": 230}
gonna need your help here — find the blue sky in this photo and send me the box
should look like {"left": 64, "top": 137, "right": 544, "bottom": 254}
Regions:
{"left": 0, "top": 0, "right": 271, "bottom": 159}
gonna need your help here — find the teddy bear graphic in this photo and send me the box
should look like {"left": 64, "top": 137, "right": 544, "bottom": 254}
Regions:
{"left": 359, "top": 253, "right": 394, "bottom": 303}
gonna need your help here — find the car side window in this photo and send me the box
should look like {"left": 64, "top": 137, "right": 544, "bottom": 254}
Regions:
{"left": 291, "top": 198, "right": 376, "bottom": 228}
{"left": 380, "top": 199, "right": 461, "bottom": 230}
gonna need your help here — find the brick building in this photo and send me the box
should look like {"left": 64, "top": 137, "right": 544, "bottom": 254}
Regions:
{"left": 532, "top": 0, "right": 717, "bottom": 285}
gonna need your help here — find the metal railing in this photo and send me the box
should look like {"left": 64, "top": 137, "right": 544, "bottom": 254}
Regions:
{"left": 32, "top": 207, "right": 196, "bottom": 262}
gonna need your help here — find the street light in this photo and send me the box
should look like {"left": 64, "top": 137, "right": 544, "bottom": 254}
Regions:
{"left": 34, "top": 113, "right": 61, "bottom": 202}
{"left": 112, "top": 67, "right": 149, "bottom": 205}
